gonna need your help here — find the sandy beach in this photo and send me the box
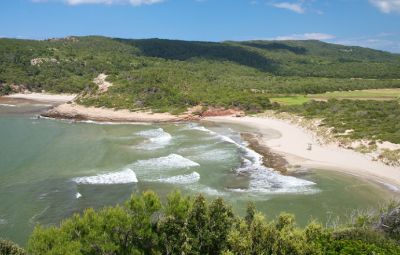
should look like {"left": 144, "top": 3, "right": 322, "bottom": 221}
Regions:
{"left": 42, "top": 103, "right": 191, "bottom": 122}
{"left": 5, "top": 93, "right": 77, "bottom": 102}
{"left": 205, "top": 115, "right": 400, "bottom": 190}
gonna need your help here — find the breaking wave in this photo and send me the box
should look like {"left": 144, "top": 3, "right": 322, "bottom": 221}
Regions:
{"left": 136, "top": 128, "right": 172, "bottom": 150}
{"left": 156, "top": 172, "right": 200, "bottom": 184}
{"left": 134, "top": 154, "right": 200, "bottom": 170}
{"left": 0, "top": 103, "right": 16, "bottom": 107}
{"left": 189, "top": 125, "right": 317, "bottom": 194}
{"left": 72, "top": 168, "right": 138, "bottom": 185}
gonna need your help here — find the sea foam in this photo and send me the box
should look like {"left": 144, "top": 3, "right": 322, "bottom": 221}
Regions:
{"left": 136, "top": 128, "right": 172, "bottom": 150}
{"left": 190, "top": 125, "right": 317, "bottom": 194}
{"left": 134, "top": 154, "right": 200, "bottom": 170}
{"left": 157, "top": 172, "right": 200, "bottom": 184}
{"left": 72, "top": 168, "right": 138, "bottom": 185}
{"left": 0, "top": 103, "right": 16, "bottom": 107}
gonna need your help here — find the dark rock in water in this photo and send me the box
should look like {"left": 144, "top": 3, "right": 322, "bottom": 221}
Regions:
{"left": 379, "top": 206, "right": 400, "bottom": 237}
{"left": 241, "top": 132, "right": 289, "bottom": 174}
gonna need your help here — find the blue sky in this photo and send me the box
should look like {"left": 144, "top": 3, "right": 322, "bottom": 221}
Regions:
{"left": 1, "top": 0, "right": 400, "bottom": 52}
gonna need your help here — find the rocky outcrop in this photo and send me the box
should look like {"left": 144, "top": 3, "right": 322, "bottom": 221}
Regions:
{"left": 201, "top": 107, "right": 244, "bottom": 117}
{"left": 378, "top": 206, "right": 400, "bottom": 238}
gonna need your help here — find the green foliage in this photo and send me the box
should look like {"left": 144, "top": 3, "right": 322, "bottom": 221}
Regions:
{"left": 1, "top": 36, "right": 400, "bottom": 113}
{"left": 0, "top": 239, "right": 27, "bottom": 255}
{"left": 282, "top": 99, "right": 400, "bottom": 144}
{"left": 26, "top": 191, "right": 400, "bottom": 255}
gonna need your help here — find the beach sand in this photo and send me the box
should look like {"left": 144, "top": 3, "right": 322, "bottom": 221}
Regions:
{"left": 42, "top": 103, "right": 191, "bottom": 122}
{"left": 205, "top": 115, "right": 400, "bottom": 190}
{"left": 5, "top": 93, "right": 77, "bottom": 102}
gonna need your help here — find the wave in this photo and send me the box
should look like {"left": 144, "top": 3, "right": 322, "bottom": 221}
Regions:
{"left": 136, "top": 128, "right": 172, "bottom": 150}
{"left": 189, "top": 124, "right": 317, "bottom": 194}
{"left": 78, "top": 120, "right": 150, "bottom": 125}
{"left": 190, "top": 149, "right": 234, "bottom": 162}
{"left": 72, "top": 168, "right": 138, "bottom": 185}
{"left": 134, "top": 154, "right": 200, "bottom": 170}
{"left": 76, "top": 192, "right": 82, "bottom": 199}
{"left": 0, "top": 218, "right": 7, "bottom": 225}
{"left": 0, "top": 103, "right": 16, "bottom": 107}
{"left": 156, "top": 172, "right": 200, "bottom": 184}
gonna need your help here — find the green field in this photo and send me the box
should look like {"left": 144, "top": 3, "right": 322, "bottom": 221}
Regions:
{"left": 309, "top": 88, "right": 400, "bottom": 100}
{"left": 270, "top": 89, "right": 400, "bottom": 106}
{"left": 270, "top": 96, "right": 311, "bottom": 106}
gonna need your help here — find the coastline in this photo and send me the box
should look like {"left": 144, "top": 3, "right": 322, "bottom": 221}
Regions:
{"left": 4, "top": 93, "right": 77, "bottom": 102}
{"left": 41, "top": 103, "right": 196, "bottom": 123}
{"left": 3, "top": 93, "right": 400, "bottom": 190}
{"left": 204, "top": 115, "right": 400, "bottom": 190}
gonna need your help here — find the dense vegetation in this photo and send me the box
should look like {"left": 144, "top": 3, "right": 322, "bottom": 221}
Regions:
{"left": 282, "top": 99, "right": 400, "bottom": 144}
{"left": 0, "top": 191, "right": 394, "bottom": 254}
{"left": 1, "top": 36, "right": 400, "bottom": 112}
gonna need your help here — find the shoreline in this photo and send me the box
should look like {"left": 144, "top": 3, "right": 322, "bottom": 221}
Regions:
{"left": 4, "top": 93, "right": 77, "bottom": 102}
{"left": 204, "top": 115, "right": 400, "bottom": 191}
{"left": 41, "top": 103, "right": 197, "bottom": 123}
{"left": 3, "top": 93, "right": 400, "bottom": 191}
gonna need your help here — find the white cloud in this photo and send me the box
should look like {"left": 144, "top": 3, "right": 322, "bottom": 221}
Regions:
{"left": 370, "top": 0, "right": 400, "bottom": 13}
{"left": 334, "top": 34, "right": 400, "bottom": 53}
{"left": 274, "top": 33, "right": 336, "bottom": 40}
{"left": 272, "top": 2, "right": 305, "bottom": 13}
{"left": 32, "top": 0, "right": 164, "bottom": 6}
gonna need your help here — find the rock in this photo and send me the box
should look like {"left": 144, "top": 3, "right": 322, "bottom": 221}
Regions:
{"left": 378, "top": 206, "right": 400, "bottom": 237}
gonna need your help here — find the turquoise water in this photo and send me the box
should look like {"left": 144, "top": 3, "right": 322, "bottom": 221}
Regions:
{"left": 0, "top": 100, "right": 396, "bottom": 246}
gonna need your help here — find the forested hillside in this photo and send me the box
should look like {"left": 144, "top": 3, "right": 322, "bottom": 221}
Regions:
{"left": 1, "top": 36, "right": 400, "bottom": 112}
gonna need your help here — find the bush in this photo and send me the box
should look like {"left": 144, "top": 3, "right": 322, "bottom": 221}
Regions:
{"left": 25, "top": 191, "right": 400, "bottom": 255}
{"left": 0, "top": 239, "right": 27, "bottom": 255}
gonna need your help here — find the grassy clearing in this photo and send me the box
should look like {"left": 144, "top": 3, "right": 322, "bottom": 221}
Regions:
{"left": 309, "top": 88, "right": 400, "bottom": 100}
{"left": 270, "top": 96, "right": 310, "bottom": 106}
{"left": 271, "top": 89, "right": 400, "bottom": 106}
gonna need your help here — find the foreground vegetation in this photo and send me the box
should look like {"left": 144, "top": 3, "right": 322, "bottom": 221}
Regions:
{"left": 1, "top": 191, "right": 400, "bottom": 254}
{"left": 1, "top": 36, "right": 400, "bottom": 112}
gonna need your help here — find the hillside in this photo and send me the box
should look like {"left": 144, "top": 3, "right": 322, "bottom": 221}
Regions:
{"left": 1, "top": 36, "right": 400, "bottom": 112}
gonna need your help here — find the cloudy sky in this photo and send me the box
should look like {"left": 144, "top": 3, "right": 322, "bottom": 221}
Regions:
{"left": 1, "top": 0, "right": 400, "bottom": 53}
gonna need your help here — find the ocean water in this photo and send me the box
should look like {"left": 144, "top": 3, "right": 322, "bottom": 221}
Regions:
{"left": 0, "top": 100, "right": 396, "bottom": 246}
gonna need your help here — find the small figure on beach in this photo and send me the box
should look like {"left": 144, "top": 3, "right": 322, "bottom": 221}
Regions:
{"left": 307, "top": 143, "right": 312, "bottom": 151}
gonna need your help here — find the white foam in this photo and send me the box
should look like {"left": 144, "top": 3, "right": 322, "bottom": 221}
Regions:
{"left": 79, "top": 120, "right": 150, "bottom": 125}
{"left": 377, "top": 181, "right": 400, "bottom": 192}
{"left": 189, "top": 125, "right": 317, "bottom": 194}
{"left": 190, "top": 149, "right": 234, "bottom": 162}
{"left": 0, "top": 218, "right": 7, "bottom": 225}
{"left": 195, "top": 186, "right": 225, "bottom": 196}
{"left": 136, "top": 128, "right": 172, "bottom": 150}
{"left": 134, "top": 154, "right": 200, "bottom": 170}
{"left": 73, "top": 168, "right": 138, "bottom": 185}
{"left": 0, "top": 103, "right": 16, "bottom": 107}
{"left": 157, "top": 172, "right": 200, "bottom": 184}
{"left": 76, "top": 192, "right": 82, "bottom": 199}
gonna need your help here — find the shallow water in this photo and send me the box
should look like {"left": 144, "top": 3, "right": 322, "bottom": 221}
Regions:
{"left": 0, "top": 102, "right": 396, "bottom": 246}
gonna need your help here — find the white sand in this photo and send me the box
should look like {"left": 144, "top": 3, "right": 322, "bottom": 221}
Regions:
{"left": 206, "top": 116, "right": 400, "bottom": 189}
{"left": 43, "top": 103, "right": 186, "bottom": 122}
{"left": 5, "top": 93, "right": 76, "bottom": 102}
{"left": 94, "top": 73, "right": 112, "bottom": 93}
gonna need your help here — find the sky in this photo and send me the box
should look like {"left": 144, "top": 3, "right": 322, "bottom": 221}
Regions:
{"left": 1, "top": 0, "right": 400, "bottom": 53}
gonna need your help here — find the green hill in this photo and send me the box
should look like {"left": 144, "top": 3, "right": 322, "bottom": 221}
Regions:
{"left": 1, "top": 36, "right": 399, "bottom": 112}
